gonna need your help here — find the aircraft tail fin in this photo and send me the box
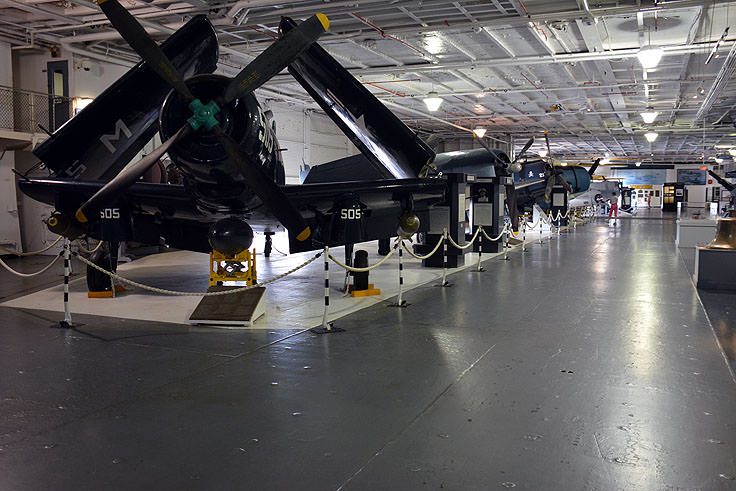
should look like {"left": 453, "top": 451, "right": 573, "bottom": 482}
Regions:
{"left": 282, "top": 17, "right": 435, "bottom": 180}
{"left": 32, "top": 15, "right": 218, "bottom": 181}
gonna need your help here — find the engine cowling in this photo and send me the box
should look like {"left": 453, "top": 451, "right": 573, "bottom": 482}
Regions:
{"left": 159, "top": 74, "right": 284, "bottom": 215}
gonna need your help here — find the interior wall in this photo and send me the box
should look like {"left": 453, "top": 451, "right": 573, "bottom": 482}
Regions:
{"left": 267, "top": 102, "right": 357, "bottom": 183}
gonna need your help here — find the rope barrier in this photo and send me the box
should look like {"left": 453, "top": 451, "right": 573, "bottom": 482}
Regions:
{"left": 327, "top": 242, "right": 398, "bottom": 272}
{"left": 72, "top": 250, "right": 322, "bottom": 296}
{"left": 480, "top": 224, "right": 507, "bottom": 242}
{"left": 0, "top": 251, "right": 62, "bottom": 278}
{"left": 445, "top": 225, "right": 481, "bottom": 250}
{"left": 74, "top": 239, "right": 103, "bottom": 255}
{"left": 0, "top": 235, "right": 62, "bottom": 256}
{"left": 401, "top": 235, "right": 444, "bottom": 260}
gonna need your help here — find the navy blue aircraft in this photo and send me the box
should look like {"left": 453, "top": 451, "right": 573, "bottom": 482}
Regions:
{"left": 17, "top": 5, "right": 595, "bottom": 289}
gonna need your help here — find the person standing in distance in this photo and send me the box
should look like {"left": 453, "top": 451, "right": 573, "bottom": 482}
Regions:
{"left": 609, "top": 192, "right": 619, "bottom": 221}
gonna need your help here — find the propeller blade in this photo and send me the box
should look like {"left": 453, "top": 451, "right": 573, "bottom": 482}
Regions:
{"left": 588, "top": 158, "right": 601, "bottom": 177}
{"left": 220, "top": 14, "right": 329, "bottom": 105}
{"left": 505, "top": 183, "right": 519, "bottom": 231}
{"left": 213, "top": 127, "right": 311, "bottom": 242}
{"left": 75, "top": 125, "right": 189, "bottom": 223}
{"left": 512, "top": 136, "right": 535, "bottom": 165}
{"left": 97, "top": 0, "right": 195, "bottom": 102}
{"left": 544, "top": 131, "right": 552, "bottom": 160}
{"left": 544, "top": 175, "right": 554, "bottom": 201}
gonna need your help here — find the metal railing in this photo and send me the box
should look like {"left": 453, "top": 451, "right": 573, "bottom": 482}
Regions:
{"left": 0, "top": 85, "right": 73, "bottom": 133}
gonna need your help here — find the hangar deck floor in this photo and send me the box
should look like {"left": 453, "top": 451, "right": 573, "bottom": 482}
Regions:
{"left": 1, "top": 218, "right": 735, "bottom": 490}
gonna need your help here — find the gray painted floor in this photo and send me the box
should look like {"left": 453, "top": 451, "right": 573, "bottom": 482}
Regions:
{"left": 1, "top": 219, "right": 735, "bottom": 490}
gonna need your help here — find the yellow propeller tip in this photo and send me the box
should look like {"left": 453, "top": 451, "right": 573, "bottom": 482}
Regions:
{"left": 75, "top": 210, "right": 88, "bottom": 223}
{"left": 296, "top": 226, "right": 311, "bottom": 242}
{"left": 316, "top": 13, "right": 329, "bottom": 31}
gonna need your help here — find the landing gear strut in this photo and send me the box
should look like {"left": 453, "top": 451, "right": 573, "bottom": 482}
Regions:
{"left": 86, "top": 241, "right": 118, "bottom": 293}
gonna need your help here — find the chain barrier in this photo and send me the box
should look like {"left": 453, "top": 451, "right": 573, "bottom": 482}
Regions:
{"left": 0, "top": 235, "right": 62, "bottom": 256}
{"left": 72, "top": 249, "right": 322, "bottom": 296}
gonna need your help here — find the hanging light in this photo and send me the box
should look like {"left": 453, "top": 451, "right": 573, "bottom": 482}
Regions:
{"left": 635, "top": 161, "right": 642, "bottom": 167}
{"left": 538, "top": 149, "right": 548, "bottom": 157}
{"left": 423, "top": 91, "right": 443, "bottom": 112}
{"left": 640, "top": 107, "right": 659, "bottom": 124}
{"left": 473, "top": 127, "right": 487, "bottom": 138}
{"left": 644, "top": 131, "right": 658, "bottom": 142}
{"left": 637, "top": 45, "right": 664, "bottom": 69}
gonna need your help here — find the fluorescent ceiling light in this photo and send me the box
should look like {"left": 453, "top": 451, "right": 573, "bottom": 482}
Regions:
{"left": 423, "top": 92, "right": 443, "bottom": 112}
{"left": 473, "top": 127, "right": 487, "bottom": 138}
{"left": 715, "top": 144, "right": 735, "bottom": 149}
{"left": 560, "top": 162, "right": 568, "bottom": 166}
{"left": 644, "top": 132, "right": 658, "bottom": 142}
{"left": 640, "top": 108, "right": 659, "bottom": 124}
{"left": 538, "top": 149, "right": 548, "bottom": 157}
{"left": 637, "top": 46, "right": 664, "bottom": 69}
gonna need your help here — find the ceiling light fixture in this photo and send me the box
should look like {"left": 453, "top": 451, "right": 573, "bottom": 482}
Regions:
{"left": 635, "top": 161, "right": 642, "bottom": 167}
{"left": 644, "top": 132, "right": 658, "bottom": 142}
{"left": 423, "top": 92, "right": 443, "bottom": 112}
{"left": 538, "top": 149, "right": 548, "bottom": 158}
{"left": 473, "top": 127, "right": 487, "bottom": 138}
{"left": 640, "top": 107, "right": 658, "bottom": 124}
{"left": 637, "top": 45, "right": 664, "bottom": 69}
{"left": 715, "top": 157, "right": 724, "bottom": 164}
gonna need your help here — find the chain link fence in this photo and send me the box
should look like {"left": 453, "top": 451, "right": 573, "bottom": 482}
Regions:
{"left": 0, "top": 85, "right": 72, "bottom": 133}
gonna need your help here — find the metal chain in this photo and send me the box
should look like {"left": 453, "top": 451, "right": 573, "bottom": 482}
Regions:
{"left": 72, "top": 250, "right": 322, "bottom": 296}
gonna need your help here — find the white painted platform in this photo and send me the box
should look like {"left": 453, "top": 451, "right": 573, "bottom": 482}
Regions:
{"left": 2, "top": 229, "right": 552, "bottom": 329}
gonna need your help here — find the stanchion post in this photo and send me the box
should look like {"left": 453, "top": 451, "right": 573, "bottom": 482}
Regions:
{"left": 52, "top": 239, "right": 73, "bottom": 329}
{"left": 311, "top": 247, "right": 344, "bottom": 334}
{"left": 522, "top": 220, "right": 527, "bottom": 252}
{"left": 476, "top": 227, "right": 484, "bottom": 272}
{"left": 438, "top": 229, "right": 451, "bottom": 287}
{"left": 503, "top": 222, "right": 509, "bottom": 261}
{"left": 390, "top": 243, "right": 409, "bottom": 307}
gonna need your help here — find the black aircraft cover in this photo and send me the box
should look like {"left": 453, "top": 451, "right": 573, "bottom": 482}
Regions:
{"left": 281, "top": 17, "right": 435, "bottom": 180}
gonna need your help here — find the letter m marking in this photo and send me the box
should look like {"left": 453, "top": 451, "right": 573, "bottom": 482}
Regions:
{"left": 99, "top": 119, "right": 132, "bottom": 153}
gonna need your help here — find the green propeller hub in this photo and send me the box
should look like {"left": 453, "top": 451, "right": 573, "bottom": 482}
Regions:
{"left": 187, "top": 99, "right": 221, "bottom": 131}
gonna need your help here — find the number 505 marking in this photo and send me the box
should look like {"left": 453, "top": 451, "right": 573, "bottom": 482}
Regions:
{"left": 100, "top": 208, "right": 120, "bottom": 219}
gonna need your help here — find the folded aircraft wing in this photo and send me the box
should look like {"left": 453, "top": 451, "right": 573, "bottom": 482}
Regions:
{"left": 282, "top": 17, "right": 435, "bottom": 180}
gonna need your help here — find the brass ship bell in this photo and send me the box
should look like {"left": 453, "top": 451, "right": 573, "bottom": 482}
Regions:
{"left": 707, "top": 209, "right": 736, "bottom": 250}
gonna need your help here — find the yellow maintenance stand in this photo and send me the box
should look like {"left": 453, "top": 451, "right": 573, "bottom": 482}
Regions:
{"left": 209, "top": 249, "right": 257, "bottom": 287}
